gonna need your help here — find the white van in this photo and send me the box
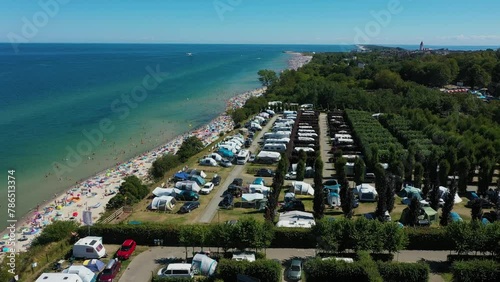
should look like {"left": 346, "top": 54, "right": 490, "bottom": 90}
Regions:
{"left": 263, "top": 144, "right": 287, "bottom": 153}
{"left": 157, "top": 263, "right": 194, "bottom": 279}
{"left": 72, "top": 236, "right": 106, "bottom": 259}
{"left": 236, "top": 149, "right": 250, "bottom": 165}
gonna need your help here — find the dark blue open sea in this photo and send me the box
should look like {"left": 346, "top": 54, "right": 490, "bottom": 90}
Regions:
{"left": 0, "top": 43, "right": 357, "bottom": 230}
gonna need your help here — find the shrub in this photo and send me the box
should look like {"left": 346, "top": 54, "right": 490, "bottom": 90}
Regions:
{"left": 357, "top": 251, "right": 383, "bottom": 282}
{"left": 216, "top": 259, "right": 281, "bottom": 282}
{"left": 272, "top": 228, "right": 315, "bottom": 248}
{"left": 377, "top": 261, "right": 430, "bottom": 282}
{"left": 452, "top": 260, "right": 500, "bottom": 282}
{"left": 304, "top": 257, "right": 372, "bottom": 281}
{"left": 32, "top": 221, "right": 79, "bottom": 246}
{"left": 405, "top": 227, "right": 452, "bottom": 250}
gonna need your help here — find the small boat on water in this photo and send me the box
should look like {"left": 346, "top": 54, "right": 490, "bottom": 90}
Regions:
{"left": 186, "top": 52, "right": 193, "bottom": 56}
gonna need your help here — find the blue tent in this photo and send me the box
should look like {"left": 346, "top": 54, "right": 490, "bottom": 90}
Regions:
{"left": 174, "top": 172, "right": 189, "bottom": 181}
{"left": 218, "top": 148, "right": 234, "bottom": 158}
{"left": 83, "top": 259, "right": 106, "bottom": 273}
{"left": 450, "top": 212, "right": 463, "bottom": 222}
{"left": 324, "top": 185, "right": 340, "bottom": 194}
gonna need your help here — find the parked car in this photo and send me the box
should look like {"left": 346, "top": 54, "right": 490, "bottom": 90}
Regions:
{"left": 219, "top": 194, "right": 234, "bottom": 209}
{"left": 465, "top": 198, "right": 494, "bottom": 209}
{"left": 211, "top": 175, "right": 221, "bottom": 186}
{"left": 252, "top": 178, "right": 266, "bottom": 186}
{"left": 179, "top": 201, "right": 200, "bottom": 213}
{"left": 200, "top": 182, "right": 215, "bottom": 194}
{"left": 157, "top": 263, "right": 194, "bottom": 279}
{"left": 286, "top": 259, "right": 303, "bottom": 281}
{"left": 323, "top": 179, "right": 339, "bottom": 186}
{"left": 232, "top": 252, "right": 256, "bottom": 262}
{"left": 116, "top": 239, "right": 136, "bottom": 260}
{"left": 98, "top": 259, "right": 121, "bottom": 282}
{"left": 279, "top": 200, "right": 305, "bottom": 212}
{"left": 244, "top": 139, "right": 252, "bottom": 148}
{"left": 220, "top": 158, "right": 233, "bottom": 168}
{"left": 224, "top": 185, "right": 243, "bottom": 198}
{"left": 175, "top": 190, "right": 200, "bottom": 201}
{"left": 249, "top": 154, "right": 256, "bottom": 163}
{"left": 231, "top": 178, "right": 243, "bottom": 186}
{"left": 256, "top": 168, "right": 274, "bottom": 177}
{"left": 285, "top": 171, "right": 297, "bottom": 180}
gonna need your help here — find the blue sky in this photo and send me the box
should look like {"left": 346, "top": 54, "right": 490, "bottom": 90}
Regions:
{"left": 1, "top": 0, "right": 499, "bottom": 45}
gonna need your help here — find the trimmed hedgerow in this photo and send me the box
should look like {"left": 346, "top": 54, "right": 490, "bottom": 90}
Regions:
{"left": 377, "top": 261, "right": 430, "bottom": 282}
{"left": 451, "top": 260, "right": 500, "bottom": 282}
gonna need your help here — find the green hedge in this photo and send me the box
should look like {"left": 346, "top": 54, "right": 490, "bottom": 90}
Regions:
{"left": 80, "top": 223, "right": 455, "bottom": 250}
{"left": 452, "top": 260, "right": 500, "bottom": 282}
{"left": 404, "top": 227, "right": 453, "bottom": 250}
{"left": 377, "top": 261, "right": 430, "bottom": 282}
{"left": 304, "top": 253, "right": 428, "bottom": 282}
{"left": 304, "top": 257, "right": 374, "bottom": 282}
{"left": 216, "top": 259, "right": 281, "bottom": 282}
{"left": 272, "top": 228, "right": 315, "bottom": 248}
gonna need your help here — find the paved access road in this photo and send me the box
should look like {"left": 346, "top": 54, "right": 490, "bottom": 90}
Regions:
{"left": 197, "top": 115, "right": 278, "bottom": 223}
{"left": 119, "top": 246, "right": 449, "bottom": 282}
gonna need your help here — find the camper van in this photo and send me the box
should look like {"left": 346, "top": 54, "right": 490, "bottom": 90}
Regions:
{"left": 262, "top": 144, "right": 287, "bottom": 153}
{"left": 294, "top": 147, "right": 314, "bottom": 153}
{"left": 236, "top": 150, "right": 250, "bottom": 165}
{"left": 73, "top": 236, "right": 106, "bottom": 259}
{"left": 272, "top": 126, "right": 292, "bottom": 132}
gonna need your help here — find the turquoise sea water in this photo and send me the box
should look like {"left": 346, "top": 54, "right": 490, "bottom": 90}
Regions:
{"left": 0, "top": 43, "right": 356, "bottom": 231}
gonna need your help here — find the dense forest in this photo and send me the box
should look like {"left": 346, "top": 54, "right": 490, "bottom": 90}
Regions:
{"left": 252, "top": 48, "right": 500, "bottom": 196}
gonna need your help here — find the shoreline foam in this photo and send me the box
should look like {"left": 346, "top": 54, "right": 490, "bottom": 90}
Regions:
{"left": 0, "top": 53, "right": 311, "bottom": 254}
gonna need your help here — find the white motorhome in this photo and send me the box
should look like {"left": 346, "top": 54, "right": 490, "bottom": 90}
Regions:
{"left": 264, "top": 131, "right": 291, "bottom": 140}
{"left": 264, "top": 138, "right": 290, "bottom": 146}
{"left": 236, "top": 149, "right": 250, "bottom": 165}
{"left": 298, "top": 129, "right": 316, "bottom": 133}
{"left": 262, "top": 144, "right": 287, "bottom": 153}
{"left": 256, "top": 151, "right": 281, "bottom": 163}
{"left": 298, "top": 137, "right": 315, "bottom": 142}
{"left": 73, "top": 236, "right": 106, "bottom": 259}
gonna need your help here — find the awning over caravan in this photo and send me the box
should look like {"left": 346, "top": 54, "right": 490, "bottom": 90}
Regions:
{"left": 62, "top": 266, "right": 96, "bottom": 282}
{"left": 438, "top": 186, "right": 462, "bottom": 204}
{"left": 150, "top": 196, "right": 176, "bottom": 211}
{"left": 292, "top": 181, "right": 314, "bottom": 196}
{"left": 152, "top": 187, "right": 181, "bottom": 197}
{"left": 189, "top": 175, "right": 206, "bottom": 186}
{"left": 192, "top": 254, "right": 218, "bottom": 277}
{"left": 175, "top": 181, "right": 201, "bottom": 192}
{"left": 242, "top": 193, "right": 265, "bottom": 203}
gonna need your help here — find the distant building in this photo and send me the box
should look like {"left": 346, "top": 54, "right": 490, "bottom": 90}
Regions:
{"left": 357, "top": 62, "right": 366, "bottom": 69}
{"left": 419, "top": 41, "right": 424, "bottom": 51}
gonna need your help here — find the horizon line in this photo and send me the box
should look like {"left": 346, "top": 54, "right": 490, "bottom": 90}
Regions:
{"left": 0, "top": 42, "right": 499, "bottom": 47}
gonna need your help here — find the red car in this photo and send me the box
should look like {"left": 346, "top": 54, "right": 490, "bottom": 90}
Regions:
{"left": 98, "top": 259, "right": 121, "bottom": 282}
{"left": 116, "top": 239, "right": 136, "bottom": 260}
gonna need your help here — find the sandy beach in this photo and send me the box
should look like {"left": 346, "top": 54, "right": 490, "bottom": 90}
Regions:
{"left": 0, "top": 53, "right": 311, "bottom": 254}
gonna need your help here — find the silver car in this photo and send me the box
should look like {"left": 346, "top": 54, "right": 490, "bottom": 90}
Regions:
{"left": 287, "top": 259, "right": 302, "bottom": 281}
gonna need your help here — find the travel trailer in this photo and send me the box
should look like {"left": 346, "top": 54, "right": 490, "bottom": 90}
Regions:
{"left": 256, "top": 151, "right": 281, "bottom": 164}
{"left": 73, "top": 236, "right": 106, "bottom": 259}
{"left": 262, "top": 144, "right": 287, "bottom": 153}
